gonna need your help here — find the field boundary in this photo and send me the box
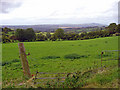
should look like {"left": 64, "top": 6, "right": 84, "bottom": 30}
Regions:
{"left": 33, "top": 71, "right": 77, "bottom": 85}
{"left": 101, "top": 50, "right": 119, "bottom": 67}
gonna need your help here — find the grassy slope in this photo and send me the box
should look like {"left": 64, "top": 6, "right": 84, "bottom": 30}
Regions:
{"left": 2, "top": 36, "right": 119, "bottom": 88}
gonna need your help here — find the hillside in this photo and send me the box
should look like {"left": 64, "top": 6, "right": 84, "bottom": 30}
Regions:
{"left": 1, "top": 23, "right": 107, "bottom": 32}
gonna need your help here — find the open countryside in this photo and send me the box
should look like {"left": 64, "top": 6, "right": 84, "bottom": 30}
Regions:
{"left": 1, "top": 23, "right": 120, "bottom": 88}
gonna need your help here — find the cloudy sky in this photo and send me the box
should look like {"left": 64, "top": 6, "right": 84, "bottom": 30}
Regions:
{"left": 0, "top": 0, "right": 119, "bottom": 25}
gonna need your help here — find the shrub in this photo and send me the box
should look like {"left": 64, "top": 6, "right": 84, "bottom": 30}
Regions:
{"left": 2, "top": 59, "right": 20, "bottom": 66}
{"left": 64, "top": 53, "right": 80, "bottom": 59}
{"left": 2, "top": 61, "right": 11, "bottom": 66}
{"left": 11, "top": 59, "right": 20, "bottom": 63}
{"left": 64, "top": 53, "right": 88, "bottom": 59}
{"left": 115, "top": 33, "right": 120, "bottom": 36}
{"left": 41, "top": 56, "right": 60, "bottom": 59}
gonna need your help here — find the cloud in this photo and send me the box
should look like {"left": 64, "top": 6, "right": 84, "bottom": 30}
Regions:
{"left": 0, "top": 0, "right": 23, "bottom": 13}
{"left": 118, "top": 1, "right": 120, "bottom": 23}
{"left": 0, "top": 0, "right": 119, "bottom": 25}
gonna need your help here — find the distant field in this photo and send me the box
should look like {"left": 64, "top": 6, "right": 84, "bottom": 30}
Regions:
{"left": 76, "top": 28, "right": 105, "bottom": 33}
{"left": 2, "top": 36, "right": 119, "bottom": 88}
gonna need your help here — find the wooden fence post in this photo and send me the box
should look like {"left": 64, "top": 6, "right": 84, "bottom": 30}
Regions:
{"left": 18, "top": 43, "right": 31, "bottom": 78}
{"left": 101, "top": 52, "right": 103, "bottom": 67}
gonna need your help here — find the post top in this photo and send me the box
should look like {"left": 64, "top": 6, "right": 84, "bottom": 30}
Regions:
{"left": 18, "top": 43, "right": 24, "bottom": 45}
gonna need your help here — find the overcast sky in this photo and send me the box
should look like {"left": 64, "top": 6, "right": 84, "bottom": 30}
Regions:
{"left": 0, "top": 0, "right": 119, "bottom": 25}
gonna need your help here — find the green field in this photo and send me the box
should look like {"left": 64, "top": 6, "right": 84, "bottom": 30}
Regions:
{"left": 2, "top": 36, "right": 119, "bottom": 88}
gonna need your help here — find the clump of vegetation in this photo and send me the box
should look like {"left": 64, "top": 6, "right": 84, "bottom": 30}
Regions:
{"left": 64, "top": 53, "right": 81, "bottom": 59}
{"left": 2, "top": 61, "right": 11, "bottom": 66}
{"left": 2, "top": 59, "right": 20, "bottom": 66}
{"left": 41, "top": 56, "right": 60, "bottom": 59}
{"left": 105, "top": 41, "right": 108, "bottom": 43}
{"left": 64, "top": 53, "right": 88, "bottom": 59}
{"left": 11, "top": 59, "right": 20, "bottom": 63}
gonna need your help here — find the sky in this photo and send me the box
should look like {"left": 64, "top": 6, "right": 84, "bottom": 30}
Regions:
{"left": 0, "top": 0, "right": 119, "bottom": 25}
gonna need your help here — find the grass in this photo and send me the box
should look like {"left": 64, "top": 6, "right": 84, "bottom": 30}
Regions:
{"left": 2, "top": 36, "right": 119, "bottom": 88}
{"left": 64, "top": 53, "right": 88, "bottom": 59}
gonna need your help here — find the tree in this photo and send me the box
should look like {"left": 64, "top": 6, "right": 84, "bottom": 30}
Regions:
{"left": 2, "top": 27, "right": 12, "bottom": 34}
{"left": 36, "top": 33, "right": 47, "bottom": 41}
{"left": 54, "top": 28, "right": 64, "bottom": 40}
{"left": 46, "top": 32, "right": 51, "bottom": 40}
{"left": 9, "top": 35, "right": 17, "bottom": 42}
{"left": 25, "top": 28, "right": 36, "bottom": 41}
{"left": 15, "top": 28, "right": 36, "bottom": 42}
{"left": 79, "top": 32, "right": 87, "bottom": 39}
{"left": 115, "top": 24, "right": 120, "bottom": 33}
{"left": 49, "top": 34, "right": 57, "bottom": 41}
{"left": 107, "top": 23, "right": 117, "bottom": 34}
{"left": 2, "top": 34, "right": 11, "bottom": 43}
{"left": 15, "top": 29, "right": 25, "bottom": 42}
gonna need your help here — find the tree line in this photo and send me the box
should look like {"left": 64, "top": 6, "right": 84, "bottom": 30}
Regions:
{"left": 1, "top": 23, "right": 120, "bottom": 43}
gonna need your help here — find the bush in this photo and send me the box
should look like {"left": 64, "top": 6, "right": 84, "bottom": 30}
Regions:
{"left": 115, "top": 33, "right": 120, "bottom": 36}
{"left": 41, "top": 56, "right": 60, "bottom": 59}
{"left": 11, "top": 59, "right": 20, "bottom": 63}
{"left": 2, "top": 61, "right": 11, "bottom": 66}
{"left": 64, "top": 53, "right": 88, "bottom": 59}
{"left": 2, "top": 59, "right": 20, "bottom": 66}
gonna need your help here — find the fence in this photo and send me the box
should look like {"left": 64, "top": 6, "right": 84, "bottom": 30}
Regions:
{"left": 33, "top": 71, "right": 76, "bottom": 85}
{"left": 18, "top": 43, "right": 119, "bottom": 87}
{"left": 101, "top": 50, "right": 119, "bottom": 67}
{"left": 31, "top": 50, "right": 119, "bottom": 86}
{"left": 31, "top": 69, "right": 99, "bottom": 88}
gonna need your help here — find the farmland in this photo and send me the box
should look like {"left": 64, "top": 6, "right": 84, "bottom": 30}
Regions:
{"left": 2, "top": 36, "right": 119, "bottom": 88}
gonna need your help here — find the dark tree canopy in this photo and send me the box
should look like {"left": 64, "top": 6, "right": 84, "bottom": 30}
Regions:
{"left": 15, "top": 29, "right": 25, "bottom": 42}
{"left": 107, "top": 23, "right": 117, "bottom": 34}
{"left": 25, "top": 28, "right": 36, "bottom": 41}
{"left": 15, "top": 28, "right": 36, "bottom": 42}
{"left": 115, "top": 24, "right": 120, "bottom": 33}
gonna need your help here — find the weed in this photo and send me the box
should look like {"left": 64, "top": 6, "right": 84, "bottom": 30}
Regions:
{"left": 64, "top": 53, "right": 88, "bottom": 59}
{"left": 2, "top": 61, "right": 11, "bottom": 66}
{"left": 2, "top": 59, "right": 20, "bottom": 66}
{"left": 11, "top": 59, "right": 20, "bottom": 63}
{"left": 41, "top": 56, "right": 60, "bottom": 59}
{"left": 105, "top": 41, "right": 108, "bottom": 43}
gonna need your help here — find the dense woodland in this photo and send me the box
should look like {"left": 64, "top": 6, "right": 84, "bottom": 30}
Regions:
{"left": 1, "top": 23, "right": 120, "bottom": 43}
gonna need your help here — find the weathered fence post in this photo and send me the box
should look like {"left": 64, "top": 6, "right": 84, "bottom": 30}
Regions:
{"left": 101, "top": 51, "right": 103, "bottom": 67}
{"left": 18, "top": 43, "right": 31, "bottom": 78}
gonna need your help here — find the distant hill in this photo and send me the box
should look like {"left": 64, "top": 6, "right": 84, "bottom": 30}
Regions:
{"left": 0, "top": 23, "right": 107, "bottom": 32}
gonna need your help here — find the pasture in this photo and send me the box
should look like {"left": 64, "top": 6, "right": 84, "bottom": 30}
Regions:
{"left": 2, "top": 36, "right": 119, "bottom": 88}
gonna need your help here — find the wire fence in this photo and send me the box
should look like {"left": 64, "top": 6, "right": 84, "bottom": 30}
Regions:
{"left": 33, "top": 71, "right": 77, "bottom": 85}
{"left": 27, "top": 50, "right": 119, "bottom": 86}
{"left": 101, "top": 50, "right": 119, "bottom": 67}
